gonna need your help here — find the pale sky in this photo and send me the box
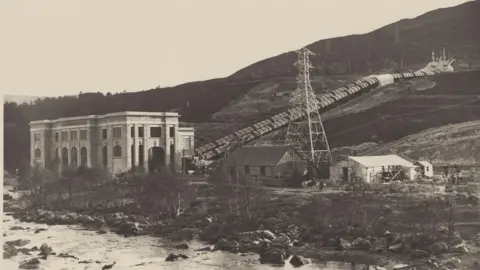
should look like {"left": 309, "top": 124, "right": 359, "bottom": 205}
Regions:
{"left": 0, "top": 0, "right": 471, "bottom": 97}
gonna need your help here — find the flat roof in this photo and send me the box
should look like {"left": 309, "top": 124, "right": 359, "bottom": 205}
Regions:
{"left": 178, "top": 127, "right": 194, "bottom": 131}
{"left": 348, "top": 155, "right": 418, "bottom": 168}
{"left": 29, "top": 111, "right": 180, "bottom": 125}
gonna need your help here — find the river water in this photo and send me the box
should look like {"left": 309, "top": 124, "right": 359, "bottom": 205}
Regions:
{"left": 3, "top": 212, "right": 368, "bottom": 270}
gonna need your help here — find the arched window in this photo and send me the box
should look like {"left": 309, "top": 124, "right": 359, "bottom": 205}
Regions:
{"left": 80, "top": 147, "right": 87, "bottom": 166}
{"left": 62, "top": 147, "right": 69, "bottom": 166}
{"left": 113, "top": 145, "right": 122, "bottom": 157}
{"left": 34, "top": 148, "right": 41, "bottom": 158}
{"left": 71, "top": 147, "right": 78, "bottom": 167}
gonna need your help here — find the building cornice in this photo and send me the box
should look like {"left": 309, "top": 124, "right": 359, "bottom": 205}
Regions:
{"left": 29, "top": 111, "right": 181, "bottom": 125}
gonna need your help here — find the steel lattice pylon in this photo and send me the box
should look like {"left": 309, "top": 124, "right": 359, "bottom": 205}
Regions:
{"left": 285, "top": 47, "right": 332, "bottom": 165}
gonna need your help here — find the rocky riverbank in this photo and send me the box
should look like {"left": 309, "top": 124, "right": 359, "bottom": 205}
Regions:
{"left": 4, "top": 186, "right": 480, "bottom": 269}
{"left": 3, "top": 205, "right": 474, "bottom": 270}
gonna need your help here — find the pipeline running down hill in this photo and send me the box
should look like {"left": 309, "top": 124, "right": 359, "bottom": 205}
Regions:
{"left": 193, "top": 70, "right": 439, "bottom": 163}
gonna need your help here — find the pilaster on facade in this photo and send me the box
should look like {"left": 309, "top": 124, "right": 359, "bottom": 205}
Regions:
{"left": 29, "top": 112, "right": 195, "bottom": 174}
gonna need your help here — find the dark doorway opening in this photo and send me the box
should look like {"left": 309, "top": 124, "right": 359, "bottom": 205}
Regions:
{"left": 102, "top": 146, "right": 108, "bottom": 167}
{"left": 131, "top": 145, "right": 136, "bottom": 169}
{"left": 62, "top": 147, "right": 69, "bottom": 167}
{"left": 138, "top": 145, "right": 144, "bottom": 168}
{"left": 170, "top": 144, "right": 175, "bottom": 172}
{"left": 80, "top": 147, "right": 87, "bottom": 166}
{"left": 148, "top": 147, "right": 165, "bottom": 173}
{"left": 342, "top": 167, "right": 349, "bottom": 182}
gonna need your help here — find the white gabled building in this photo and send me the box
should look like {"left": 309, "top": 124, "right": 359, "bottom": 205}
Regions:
{"left": 415, "top": 160, "right": 434, "bottom": 178}
{"left": 347, "top": 154, "right": 419, "bottom": 183}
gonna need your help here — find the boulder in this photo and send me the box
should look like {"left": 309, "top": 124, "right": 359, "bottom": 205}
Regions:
{"left": 19, "top": 258, "right": 41, "bottom": 269}
{"left": 292, "top": 239, "right": 302, "bottom": 247}
{"left": 387, "top": 242, "right": 403, "bottom": 253}
{"left": 443, "top": 258, "right": 461, "bottom": 268}
{"left": 324, "top": 238, "right": 337, "bottom": 247}
{"left": 450, "top": 243, "right": 469, "bottom": 254}
{"left": 406, "top": 233, "right": 437, "bottom": 250}
{"left": 39, "top": 244, "right": 53, "bottom": 256}
{"left": 174, "top": 243, "right": 189, "bottom": 250}
{"left": 259, "top": 247, "right": 287, "bottom": 265}
{"left": 237, "top": 230, "right": 276, "bottom": 242}
{"left": 34, "top": 228, "right": 47, "bottom": 234}
{"left": 58, "top": 253, "right": 79, "bottom": 260}
{"left": 450, "top": 235, "right": 464, "bottom": 246}
{"left": 116, "top": 221, "right": 140, "bottom": 237}
{"left": 3, "top": 243, "right": 18, "bottom": 259}
{"left": 384, "top": 231, "right": 401, "bottom": 245}
{"left": 289, "top": 255, "right": 309, "bottom": 267}
{"left": 200, "top": 222, "right": 223, "bottom": 242}
{"left": 5, "top": 239, "right": 31, "bottom": 247}
{"left": 352, "top": 237, "right": 373, "bottom": 250}
{"left": 429, "top": 242, "right": 448, "bottom": 255}
{"left": 215, "top": 238, "right": 240, "bottom": 253}
{"left": 194, "top": 245, "right": 214, "bottom": 252}
{"left": 335, "top": 238, "right": 351, "bottom": 251}
{"left": 271, "top": 233, "right": 291, "bottom": 246}
{"left": 10, "top": 226, "right": 25, "bottom": 230}
{"left": 78, "top": 215, "right": 105, "bottom": 228}
{"left": 165, "top": 253, "right": 189, "bottom": 262}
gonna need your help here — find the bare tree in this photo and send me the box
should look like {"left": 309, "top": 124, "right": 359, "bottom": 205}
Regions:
{"left": 25, "top": 164, "right": 55, "bottom": 207}
{"left": 209, "top": 162, "right": 267, "bottom": 227}
{"left": 125, "top": 170, "right": 196, "bottom": 218}
{"left": 77, "top": 166, "right": 112, "bottom": 208}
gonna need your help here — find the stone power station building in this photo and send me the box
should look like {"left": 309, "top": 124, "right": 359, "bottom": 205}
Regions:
{"left": 29, "top": 111, "right": 195, "bottom": 174}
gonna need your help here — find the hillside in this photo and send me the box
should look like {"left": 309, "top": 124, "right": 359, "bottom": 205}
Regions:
{"left": 4, "top": 1, "right": 480, "bottom": 173}
{"left": 194, "top": 69, "right": 480, "bottom": 154}
{"left": 231, "top": 1, "right": 480, "bottom": 79}
{"left": 332, "top": 120, "right": 480, "bottom": 167}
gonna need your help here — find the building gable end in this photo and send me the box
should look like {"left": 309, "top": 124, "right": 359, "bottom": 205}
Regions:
{"left": 278, "top": 151, "right": 293, "bottom": 165}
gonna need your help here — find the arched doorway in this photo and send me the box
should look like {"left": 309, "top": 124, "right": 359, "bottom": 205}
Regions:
{"left": 138, "top": 145, "right": 144, "bottom": 168}
{"left": 131, "top": 145, "right": 136, "bottom": 169}
{"left": 80, "top": 147, "right": 87, "bottom": 166}
{"left": 102, "top": 146, "right": 108, "bottom": 167}
{"left": 148, "top": 147, "right": 165, "bottom": 173}
{"left": 169, "top": 144, "right": 175, "bottom": 172}
{"left": 71, "top": 147, "right": 78, "bottom": 167}
{"left": 62, "top": 147, "right": 69, "bottom": 167}
{"left": 34, "top": 148, "right": 41, "bottom": 158}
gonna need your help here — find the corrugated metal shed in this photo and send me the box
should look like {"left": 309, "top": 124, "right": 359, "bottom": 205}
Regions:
{"left": 348, "top": 155, "right": 418, "bottom": 168}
